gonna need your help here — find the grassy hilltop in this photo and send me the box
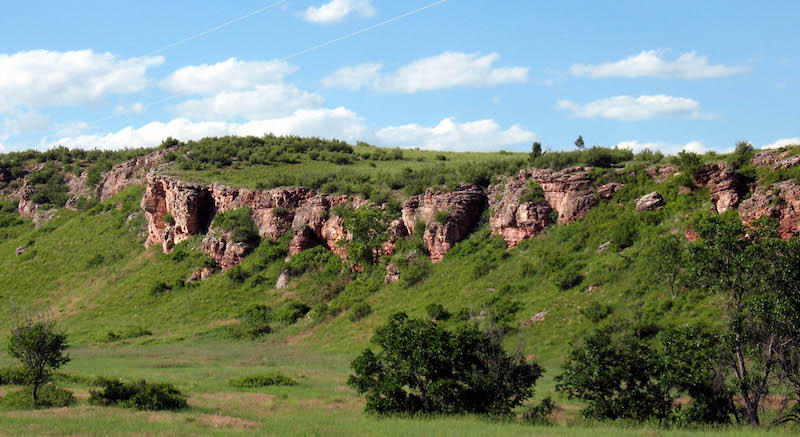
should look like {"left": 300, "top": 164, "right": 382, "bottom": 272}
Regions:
{"left": 0, "top": 136, "right": 797, "bottom": 435}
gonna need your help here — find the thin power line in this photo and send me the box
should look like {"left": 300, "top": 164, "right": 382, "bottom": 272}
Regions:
{"left": 145, "top": 0, "right": 289, "bottom": 57}
{"left": 50, "top": 0, "right": 450, "bottom": 142}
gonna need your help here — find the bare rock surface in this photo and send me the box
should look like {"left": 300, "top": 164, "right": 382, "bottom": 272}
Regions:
{"left": 636, "top": 192, "right": 665, "bottom": 211}
{"left": 740, "top": 181, "right": 800, "bottom": 239}
{"left": 693, "top": 163, "right": 742, "bottom": 214}
{"left": 98, "top": 147, "right": 177, "bottom": 201}
{"left": 401, "top": 184, "right": 486, "bottom": 262}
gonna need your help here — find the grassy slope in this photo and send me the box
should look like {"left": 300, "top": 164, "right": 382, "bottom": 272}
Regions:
{"left": 0, "top": 149, "right": 783, "bottom": 435}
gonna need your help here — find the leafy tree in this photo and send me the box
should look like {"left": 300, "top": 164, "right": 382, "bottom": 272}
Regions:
{"left": 530, "top": 141, "right": 542, "bottom": 163}
{"left": 8, "top": 311, "right": 71, "bottom": 405}
{"left": 348, "top": 312, "right": 542, "bottom": 415}
{"left": 643, "top": 234, "right": 684, "bottom": 296}
{"left": 574, "top": 135, "right": 585, "bottom": 150}
{"left": 658, "top": 325, "right": 736, "bottom": 425}
{"left": 686, "top": 215, "right": 800, "bottom": 425}
{"left": 556, "top": 326, "right": 671, "bottom": 421}
{"left": 340, "top": 206, "right": 390, "bottom": 267}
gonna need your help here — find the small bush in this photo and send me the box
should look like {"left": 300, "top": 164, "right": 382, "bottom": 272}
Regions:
{"left": 580, "top": 302, "right": 613, "bottom": 323}
{"left": 211, "top": 207, "right": 260, "bottom": 244}
{"left": 349, "top": 302, "right": 372, "bottom": 322}
{"left": 0, "top": 367, "right": 27, "bottom": 385}
{"left": 398, "top": 259, "right": 432, "bottom": 287}
{"left": 522, "top": 397, "right": 558, "bottom": 425}
{"left": 520, "top": 180, "right": 545, "bottom": 204}
{"left": 228, "top": 372, "right": 298, "bottom": 388}
{"left": 0, "top": 385, "right": 74, "bottom": 409}
{"left": 227, "top": 305, "right": 273, "bottom": 340}
{"left": 425, "top": 303, "right": 450, "bottom": 321}
{"left": 434, "top": 209, "right": 450, "bottom": 224}
{"left": 89, "top": 378, "right": 187, "bottom": 411}
{"left": 274, "top": 301, "right": 311, "bottom": 324}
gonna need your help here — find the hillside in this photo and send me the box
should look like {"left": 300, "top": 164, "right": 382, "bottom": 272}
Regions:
{"left": 1, "top": 136, "right": 799, "bottom": 434}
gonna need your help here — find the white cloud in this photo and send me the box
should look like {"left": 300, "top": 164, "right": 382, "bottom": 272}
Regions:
{"left": 161, "top": 58, "right": 295, "bottom": 95}
{"left": 0, "top": 50, "right": 163, "bottom": 109}
{"left": 374, "top": 118, "right": 536, "bottom": 151}
{"left": 323, "top": 52, "right": 529, "bottom": 93}
{"left": 617, "top": 140, "right": 707, "bottom": 155}
{"left": 53, "top": 107, "right": 367, "bottom": 149}
{"left": 302, "top": 0, "right": 375, "bottom": 24}
{"left": 114, "top": 102, "right": 147, "bottom": 115}
{"left": 171, "top": 84, "right": 324, "bottom": 121}
{"left": 570, "top": 50, "right": 750, "bottom": 79}
{"left": 2, "top": 108, "right": 50, "bottom": 137}
{"left": 321, "top": 63, "right": 382, "bottom": 91}
{"left": 557, "top": 95, "right": 702, "bottom": 121}
{"left": 763, "top": 137, "right": 800, "bottom": 149}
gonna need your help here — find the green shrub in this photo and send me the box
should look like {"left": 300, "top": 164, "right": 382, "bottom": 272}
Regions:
{"left": 89, "top": 378, "right": 187, "bottom": 411}
{"left": 425, "top": 303, "right": 450, "bottom": 321}
{"left": 551, "top": 264, "right": 583, "bottom": 290}
{"left": 274, "top": 301, "right": 311, "bottom": 324}
{"left": 522, "top": 397, "right": 558, "bottom": 425}
{"left": 520, "top": 180, "right": 545, "bottom": 204}
{"left": 434, "top": 209, "right": 450, "bottom": 224}
{"left": 228, "top": 372, "right": 298, "bottom": 388}
{"left": 286, "top": 246, "right": 341, "bottom": 277}
{"left": 211, "top": 207, "right": 259, "bottom": 244}
{"left": 348, "top": 312, "right": 542, "bottom": 415}
{"left": 0, "top": 385, "right": 74, "bottom": 409}
{"left": 227, "top": 305, "right": 273, "bottom": 340}
{"left": 348, "top": 302, "right": 372, "bottom": 322}
{"left": 398, "top": 259, "right": 432, "bottom": 287}
{"left": 580, "top": 302, "right": 612, "bottom": 323}
{"left": 0, "top": 367, "right": 27, "bottom": 385}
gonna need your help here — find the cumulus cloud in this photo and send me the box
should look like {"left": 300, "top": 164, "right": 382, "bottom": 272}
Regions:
{"left": 570, "top": 50, "right": 750, "bottom": 79}
{"left": 0, "top": 50, "right": 163, "bottom": 109}
{"left": 617, "top": 140, "right": 707, "bottom": 155}
{"left": 302, "top": 0, "right": 375, "bottom": 24}
{"left": 557, "top": 95, "right": 702, "bottom": 121}
{"left": 323, "top": 52, "right": 529, "bottom": 93}
{"left": 53, "top": 107, "right": 367, "bottom": 149}
{"left": 763, "top": 137, "right": 800, "bottom": 149}
{"left": 2, "top": 108, "right": 50, "bottom": 137}
{"left": 161, "top": 58, "right": 295, "bottom": 95}
{"left": 374, "top": 118, "right": 536, "bottom": 151}
{"left": 171, "top": 84, "right": 324, "bottom": 121}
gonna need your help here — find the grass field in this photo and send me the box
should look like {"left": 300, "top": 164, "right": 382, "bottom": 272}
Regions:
{"left": 0, "top": 341, "right": 790, "bottom": 437}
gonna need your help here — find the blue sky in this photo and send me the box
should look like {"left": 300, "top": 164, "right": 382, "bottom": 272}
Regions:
{"left": 0, "top": 0, "right": 797, "bottom": 154}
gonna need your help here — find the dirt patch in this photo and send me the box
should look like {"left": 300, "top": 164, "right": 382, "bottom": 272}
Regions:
{"left": 191, "top": 392, "right": 278, "bottom": 416}
{"left": 209, "top": 319, "right": 240, "bottom": 328}
{"left": 195, "top": 413, "right": 261, "bottom": 429}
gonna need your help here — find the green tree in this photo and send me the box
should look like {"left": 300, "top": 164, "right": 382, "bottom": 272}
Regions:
{"left": 340, "top": 206, "right": 390, "bottom": 267}
{"left": 530, "top": 141, "right": 542, "bottom": 163}
{"left": 8, "top": 311, "right": 71, "bottom": 406}
{"left": 574, "top": 135, "right": 585, "bottom": 150}
{"left": 643, "top": 234, "right": 684, "bottom": 296}
{"left": 348, "top": 313, "right": 542, "bottom": 415}
{"left": 555, "top": 326, "right": 671, "bottom": 421}
{"left": 686, "top": 216, "right": 800, "bottom": 425}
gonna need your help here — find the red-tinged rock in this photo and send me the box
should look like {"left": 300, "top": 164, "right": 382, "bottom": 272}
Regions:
{"left": 597, "top": 182, "right": 624, "bottom": 200}
{"left": 98, "top": 147, "right": 178, "bottom": 201}
{"left": 202, "top": 231, "right": 253, "bottom": 271}
{"left": 693, "top": 163, "right": 742, "bottom": 214}
{"left": 528, "top": 168, "right": 598, "bottom": 224}
{"left": 740, "top": 181, "right": 800, "bottom": 239}
{"left": 636, "top": 192, "right": 665, "bottom": 211}
{"left": 684, "top": 228, "right": 699, "bottom": 242}
{"left": 644, "top": 164, "right": 678, "bottom": 183}
{"left": 402, "top": 184, "right": 486, "bottom": 262}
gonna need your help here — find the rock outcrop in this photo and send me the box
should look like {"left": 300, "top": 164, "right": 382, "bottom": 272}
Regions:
{"left": 597, "top": 182, "right": 623, "bottom": 200}
{"left": 141, "top": 175, "right": 215, "bottom": 252}
{"left": 15, "top": 182, "right": 55, "bottom": 224}
{"left": 98, "top": 147, "right": 177, "bottom": 201}
{"left": 201, "top": 231, "right": 254, "bottom": 271}
{"left": 693, "top": 163, "right": 742, "bottom": 214}
{"left": 752, "top": 149, "right": 800, "bottom": 170}
{"left": 487, "top": 168, "right": 599, "bottom": 247}
{"left": 401, "top": 185, "right": 486, "bottom": 262}
{"left": 636, "top": 192, "right": 665, "bottom": 211}
{"left": 739, "top": 181, "right": 800, "bottom": 239}
{"left": 645, "top": 164, "right": 678, "bottom": 183}
{"left": 488, "top": 174, "right": 553, "bottom": 248}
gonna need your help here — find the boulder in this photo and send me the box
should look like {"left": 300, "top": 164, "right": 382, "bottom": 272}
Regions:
{"left": 636, "top": 192, "right": 665, "bottom": 211}
{"left": 201, "top": 231, "right": 254, "bottom": 271}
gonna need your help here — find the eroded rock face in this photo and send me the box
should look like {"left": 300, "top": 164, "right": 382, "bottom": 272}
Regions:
{"left": 488, "top": 174, "right": 553, "bottom": 248}
{"left": 402, "top": 185, "right": 486, "bottom": 262}
{"left": 98, "top": 147, "right": 177, "bottom": 201}
{"left": 752, "top": 149, "right": 800, "bottom": 170}
{"left": 597, "top": 182, "right": 624, "bottom": 200}
{"left": 15, "top": 182, "right": 55, "bottom": 224}
{"left": 740, "top": 181, "right": 800, "bottom": 239}
{"left": 693, "top": 163, "right": 742, "bottom": 214}
{"left": 636, "top": 192, "right": 665, "bottom": 211}
{"left": 141, "top": 175, "right": 215, "bottom": 251}
{"left": 645, "top": 165, "right": 678, "bottom": 183}
{"left": 528, "top": 168, "right": 598, "bottom": 224}
{"left": 201, "top": 231, "right": 254, "bottom": 271}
